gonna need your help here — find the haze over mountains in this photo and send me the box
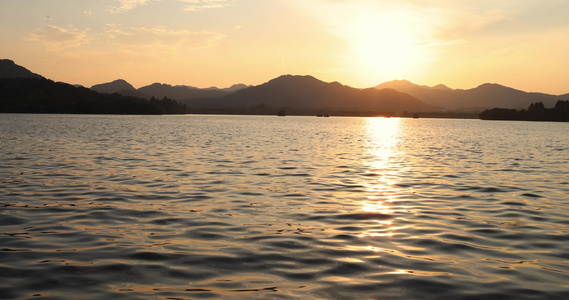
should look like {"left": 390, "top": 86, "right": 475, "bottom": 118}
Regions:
{"left": 90, "top": 73, "right": 568, "bottom": 114}
{"left": 186, "top": 75, "right": 438, "bottom": 115}
{"left": 0, "top": 60, "right": 186, "bottom": 114}
{"left": 376, "top": 80, "right": 567, "bottom": 112}
{"left": 90, "top": 79, "right": 250, "bottom": 102}
{"left": 2, "top": 58, "right": 568, "bottom": 115}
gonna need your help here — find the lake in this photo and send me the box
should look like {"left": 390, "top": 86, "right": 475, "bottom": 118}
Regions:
{"left": 1, "top": 114, "right": 568, "bottom": 299}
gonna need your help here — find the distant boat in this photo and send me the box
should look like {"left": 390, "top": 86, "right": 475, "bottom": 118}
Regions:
{"left": 413, "top": 113, "right": 419, "bottom": 119}
{"left": 277, "top": 110, "right": 286, "bottom": 116}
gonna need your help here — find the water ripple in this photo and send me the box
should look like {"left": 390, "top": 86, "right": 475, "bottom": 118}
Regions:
{"left": 1, "top": 114, "right": 568, "bottom": 299}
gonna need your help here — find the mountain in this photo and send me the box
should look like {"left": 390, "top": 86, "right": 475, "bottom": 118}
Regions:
{"left": 376, "top": 80, "right": 451, "bottom": 92}
{"left": 90, "top": 79, "right": 151, "bottom": 99}
{"left": 90, "top": 80, "right": 250, "bottom": 101}
{"left": 223, "top": 84, "right": 250, "bottom": 94}
{"left": 91, "top": 79, "right": 136, "bottom": 94}
{"left": 0, "top": 78, "right": 185, "bottom": 114}
{"left": 138, "top": 83, "right": 228, "bottom": 100}
{"left": 0, "top": 59, "right": 44, "bottom": 79}
{"left": 1, "top": 60, "right": 185, "bottom": 114}
{"left": 138, "top": 83, "right": 250, "bottom": 100}
{"left": 375, "top": 80, "right": 561, "bottom": 111}
{"left": 185, "top": 75, "right": 439, "bottom": 115}
{"left": 458, "top": 83, "right": 559, "bottom": 110}
{"left": 5, "top": 58, "right": 566, "bottom": 117}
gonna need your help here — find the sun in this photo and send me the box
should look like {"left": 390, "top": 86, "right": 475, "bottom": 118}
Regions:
{"left": 289, "top": 0, "right": 434, "bottom": 85}
{"left": 349, "top": 13, "right": 422, "bottom": 77}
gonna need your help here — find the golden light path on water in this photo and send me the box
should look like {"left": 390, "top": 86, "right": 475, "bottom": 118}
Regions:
{"left": 2, "top": 115, "right": 569, "bottom": 299}
{"left": 360, "top": 117, "right": 403, "bottom": 239}
{"left": 356, "top": 118, "right": 448, "bottom": 278}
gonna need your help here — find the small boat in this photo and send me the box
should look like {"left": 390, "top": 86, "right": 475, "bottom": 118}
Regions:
{"left": 277, "top": 110, "right": 286, "bottom": 117}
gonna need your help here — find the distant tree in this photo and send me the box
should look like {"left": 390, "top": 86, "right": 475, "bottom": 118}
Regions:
{"left": 479, "top": 108, "right": 519, "bottom": 120}
{"left": 480, "top": 100, "right": 569, "bottom": 122}
{"left": 150, "top": 96, "right": 187, "bottom": 114}
{"left": 553, "top": 100, "right": 569, "bottom": 121}
{"left": 528, "top": 101, "right": 545, "bottom": 112}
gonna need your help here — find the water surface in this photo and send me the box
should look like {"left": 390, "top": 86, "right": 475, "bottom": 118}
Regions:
{"left": 1, "top": 114, "right": 568, "bottom": 299}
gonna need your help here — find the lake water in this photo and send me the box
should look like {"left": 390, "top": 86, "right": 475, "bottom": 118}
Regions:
{"left": 1, "top": 114, "right": 568, "bottom": 299}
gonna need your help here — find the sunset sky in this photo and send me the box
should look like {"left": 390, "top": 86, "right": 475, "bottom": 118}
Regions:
{"left": 1, "top": 0, "right": 568, "bottom": 94}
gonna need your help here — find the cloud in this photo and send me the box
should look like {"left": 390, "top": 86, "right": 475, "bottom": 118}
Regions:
{"left": 27, "top": 25, "right": 90, "bottom": 50}
{"left": 109, "top": 0, "right": 231, "bottom": 13}
{"left": 109, "top": 0, "right": 159, "bottom": 13}
{"left": 180, "top": 0, "right": 233, "bottom": 12}
{"left": 104, "top": 24, "right": 225, "bottom": 50}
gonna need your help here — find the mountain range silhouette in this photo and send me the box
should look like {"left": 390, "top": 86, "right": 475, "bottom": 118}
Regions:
{"left": 90, "top": 79, "right": 250, "bottom": 101}
{"left": 184, "top": 75, "right": 438, "bottom": 115}
{"left": 376, "top": 79, "right": 567, "bottom": 111}
{"left": 1, "top": 59, "right": 567, "bottom": 116}
{"left": 0, "top": 59, "right": 44, "bottom": 80}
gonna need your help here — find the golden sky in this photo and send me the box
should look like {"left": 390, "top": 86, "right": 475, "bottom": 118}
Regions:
{"left": 1, "top": 0, "right": 568, "bottom": 94}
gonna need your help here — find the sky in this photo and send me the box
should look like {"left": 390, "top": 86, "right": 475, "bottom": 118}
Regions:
{"left": 1, "top": 0, "right": 568, "bottom": 94}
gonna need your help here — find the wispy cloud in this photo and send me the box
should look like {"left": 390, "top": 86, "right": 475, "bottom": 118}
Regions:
{"left": 109, "top": 0, "right": 159, "bottom": 13}
{"left": 109, "top": 0, "right": 232, "bottom": 13}
{"left": 104, "top": 24, "right": 225, "bottom": 49}
{"left": 180, "top": 0, "right": 233, "bottom": 12}
{"left": 26, "top": 25, "right": 91, "bottom": 50}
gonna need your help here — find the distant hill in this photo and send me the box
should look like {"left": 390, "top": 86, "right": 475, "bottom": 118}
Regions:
{"left": 91, "top": 79, "right": 150, "bottom": 99}
{"left": 222, "top": 84, "right": 250, "bottom": 94}
{"left": 91, "top": 79, "right": 136, "bottom": 93}
{"left": 375, "top": 80, "right": 561, "bottom": 111}
{"left": 185, "top": 75, "right": 439, "bottom": 115}
{"left": 138, "top": 83, "right": 227, "bottom": 100}
{"left": 90, "top": 80, "right": 250, "bottom": 101}
{"left": 0, "top": 60, "right": 185, "bottom": 114}
{"left": 5, "top": 58, "right": 568, "bottom": 117}
{"left": 376, "top": 80, "right": 452, "bottom": 92}
{"left": 0, "top": 78, "right": 185, "bottom": 114}
{"left": 0, "top": 59, "right": 44, "bottom": 79}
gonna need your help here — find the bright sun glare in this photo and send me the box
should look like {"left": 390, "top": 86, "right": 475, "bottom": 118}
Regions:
{"left": 348, "top": 11, "right": 424, "bottom": 79}
{"left": 357, "top": 117, "right": 403, "bottom": 238}
{"left": 363, "top": 117, "right": 402, "bottom": 204}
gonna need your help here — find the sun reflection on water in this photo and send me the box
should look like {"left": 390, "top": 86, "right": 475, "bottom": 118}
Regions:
{"left": 359, "top": 117, "right": 404, "bottom": 238}
{"left": 364, "top": 117, "right": 402, "bottom": 174}
{"left": 363, "top": 117, "right": 403, "bottom": 199}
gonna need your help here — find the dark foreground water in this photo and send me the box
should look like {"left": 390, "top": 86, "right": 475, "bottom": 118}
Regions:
{"left": 1, "top": 114, "right": 568, "bottom": 299}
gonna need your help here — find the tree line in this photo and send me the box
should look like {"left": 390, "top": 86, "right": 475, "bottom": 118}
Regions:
{"left": 479, "top": 100, "right": 569, "bottom": 121}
